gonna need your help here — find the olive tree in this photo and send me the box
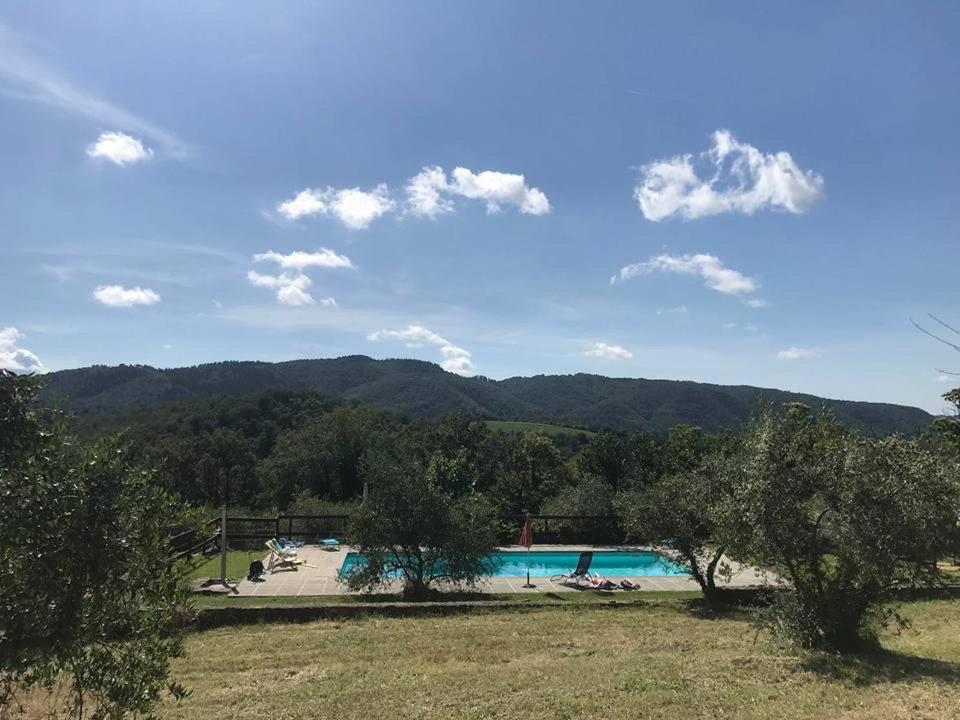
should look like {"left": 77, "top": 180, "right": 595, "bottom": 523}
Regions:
{"left": 721, "top": 403, "right": 960, "bottom": 651}
{"left": 620, "top": 455, "right": 731, "bottom": 604}
{"left": 0, "top": 371, "right": 196, "bottom": 718}
{"left": 343, "top": 444, "right": 498, "bottom": 600}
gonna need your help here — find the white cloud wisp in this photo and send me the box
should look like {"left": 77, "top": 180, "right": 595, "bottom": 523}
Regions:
{"left": 367, "top": 324, "right": 476, "bottom": 375}
{"left": 248, "top": 248, "right": 352, "bottom": 306}
{"left": 612, "top": 253, "right": 765, "bottom": 306}
{"left": 635, "top": 129, "right": 824, "bottom": 221}
{"left": 0, "top": 327, "right": 46, "bottom": 373}
{"left": 0, "top": 24, "right": 189, "bottom": 158}
{"left": 585, "top": 342, "right": 633, "bottom": 360}
{"left": 92, "top": 285, "right": 161, "bottom": 307}
{"left": 777, "top": 346, "right": 820, "bottom": 361}
{"left": 252, "top": 248, "right": 354, "bottom": 271}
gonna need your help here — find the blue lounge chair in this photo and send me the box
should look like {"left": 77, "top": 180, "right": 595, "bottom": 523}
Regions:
{"left": 549, "top": 551, "right": 593, "bottom": 586}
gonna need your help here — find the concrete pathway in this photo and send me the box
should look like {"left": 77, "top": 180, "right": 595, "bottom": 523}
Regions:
{"left": 229, "top": 544, "right": 769, "bottom": 598}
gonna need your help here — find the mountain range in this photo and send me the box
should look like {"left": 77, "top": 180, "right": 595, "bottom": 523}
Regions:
{"left": 36, "top": 356, "right": 933, "bottom": 436}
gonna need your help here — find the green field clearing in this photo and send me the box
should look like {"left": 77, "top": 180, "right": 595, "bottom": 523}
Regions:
{"left": 486, "top": 420, "right": 596, "bottom": 437}
{"left": 160, "top": 599, "right": 960, "bottom": 720}
{"left": 186, "top": 550, "right": 262, "bottom": 582}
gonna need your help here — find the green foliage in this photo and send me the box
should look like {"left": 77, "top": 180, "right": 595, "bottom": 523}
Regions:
{"left": 343, "top": 441, "right": 498, "bottom": 599}
{"left": 575, "top": 433, "right": 631, "bottom": 488}
{"left": 485, "top": 420, "right": 596, "bottom": 438}
{"left": 0, "top": 370, "right": 195, "bottom": 718}
{"left": 42, "top": 357, "right": 933, "bottom": 435}
{"left": 263, "top": 404, "right": 398, "bottom": 505}
{"left": 620, "top": 456, "right": 731, "bottom": 602}
{"left": 721, "top": 403, "right": 960, "bottom": 651}
{"left": 284, "top": 493, "right": 359, "bottom": 539}
{"left": 542, "top": 475, "right": 619, "bottom": 541}
{"left": 488, "top": 433, "right": 571, "bottom": 513}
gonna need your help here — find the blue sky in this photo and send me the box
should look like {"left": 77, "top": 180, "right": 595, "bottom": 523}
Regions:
{"left": 1, "top": 2, "right": 958, "bottom": 413}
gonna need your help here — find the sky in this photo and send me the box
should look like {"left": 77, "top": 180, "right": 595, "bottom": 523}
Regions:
{"left": 1, "top": 2, "right": 958, "bottom": 414}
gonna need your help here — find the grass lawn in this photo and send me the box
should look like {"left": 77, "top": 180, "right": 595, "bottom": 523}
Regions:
{"left": 486, "top": 420, "right": 596, "bottom": 437}
{"left": 160, "top": 599, "right": 960, "bottom": 720}
{"left": 186, "top": 549, "right": 263, "bottom": 582}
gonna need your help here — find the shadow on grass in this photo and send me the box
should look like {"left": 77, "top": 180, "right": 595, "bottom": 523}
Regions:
{"left": 801, "top": 649, "right": 960, "bottom": 686}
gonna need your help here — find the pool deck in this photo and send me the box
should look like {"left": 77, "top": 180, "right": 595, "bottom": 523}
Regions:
{"left": 228, "top": 545, "right": 770, "bottom": 597}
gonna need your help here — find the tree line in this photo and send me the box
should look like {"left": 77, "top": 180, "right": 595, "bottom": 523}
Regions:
{"left": 3, "top": 375, "right": 959, "bottom": 718}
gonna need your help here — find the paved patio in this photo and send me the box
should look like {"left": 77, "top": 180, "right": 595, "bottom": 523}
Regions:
{"left": 229, "top": 545, "right": 769, "bottom": 597}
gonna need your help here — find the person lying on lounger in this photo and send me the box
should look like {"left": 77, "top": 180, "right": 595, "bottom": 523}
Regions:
{"left": 586, "top": 574, "right": 617, "bottom": 590}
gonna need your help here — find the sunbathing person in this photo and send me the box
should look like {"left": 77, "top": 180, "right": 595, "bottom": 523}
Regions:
{"left": 587, "top": 574, "right": 617, "bottom": 590}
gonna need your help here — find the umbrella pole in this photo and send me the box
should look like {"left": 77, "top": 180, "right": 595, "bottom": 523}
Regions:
{"left": 523, "top": 545, "right": 535, "bottom": 589}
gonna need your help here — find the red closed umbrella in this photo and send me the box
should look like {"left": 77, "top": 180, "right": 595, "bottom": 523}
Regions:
{"left": 519, "top": 513, "right": 535, "bottom": 588}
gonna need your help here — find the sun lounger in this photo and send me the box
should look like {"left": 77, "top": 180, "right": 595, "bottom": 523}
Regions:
{"left": 549, "top": 551, "right": 593, "bottom": 586}
{"left": 268, "top": 538, "right": 298, "bottom": 558}
{"left": 265, "top": 539, "right": 303, "bottom": 573}
{"left": 320, "top": 538, "right": 341, "bottom": 551}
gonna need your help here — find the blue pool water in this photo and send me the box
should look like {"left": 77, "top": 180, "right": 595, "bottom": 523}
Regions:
{"left": 339, "top": 550, "right": 688, "bottom": 578}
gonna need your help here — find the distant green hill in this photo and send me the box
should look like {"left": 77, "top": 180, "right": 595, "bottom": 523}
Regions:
{"left": 38, "top": 355, "right": 933, "bottom": 435}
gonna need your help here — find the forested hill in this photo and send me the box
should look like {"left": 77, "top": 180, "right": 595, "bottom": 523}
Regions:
{"left": 39, "top": 356, "right": 932, "bottom": 435}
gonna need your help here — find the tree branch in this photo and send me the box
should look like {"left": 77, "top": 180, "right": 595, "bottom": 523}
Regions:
{"left": 912, "top": 317, "right": 960, "bottom": 353}
{"left": 928, "top": 313, "right": 960, "bottom": 337}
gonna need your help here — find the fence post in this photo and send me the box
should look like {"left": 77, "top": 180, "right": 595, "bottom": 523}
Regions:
{"left": 275, "top": 514, "right": 280, "bottom": 540}
{"left": 219, "top": 505, "right": 228, "bottom": 583}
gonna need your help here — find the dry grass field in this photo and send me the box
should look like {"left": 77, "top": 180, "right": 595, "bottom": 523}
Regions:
{"left": 156, "top": 599, "right": 960, "bottom": 720}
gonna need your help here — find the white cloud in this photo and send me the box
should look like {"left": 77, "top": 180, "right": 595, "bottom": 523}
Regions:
{"left": 253, "top": 248, "right": 354, "bottom": 270}
{"left": 405, "top": 165, "right": 551, "bottom": 217}
{"left": 276, "top": 189, "right": 327, "bottom": 220}
{"left": 0, "top": 327, "right": 46, "bottom": 373}
{"left": 450, "top": 167, "right": 551, "bottom": 215}
{"left": 367, "top": 324, "right": 476, "bottom": 375}
{"left": 162, "top": 343, "right": 173, "bottom": 351}
{"left": 328, "top": 186, "right": 395, "bottom": 229}
{"left": 656, "top": 305, "right": 688, "bottom": 315}
{"left": 92, "top": 284, "right": 161, "bottom": 307}
{"left": 777, "top": 346, "right": 820, "bottom": 361}
{"left": 405, "top": 166, "right": 455, "bottom": 218}
{"left": 585, "top": 342, "right": 633, "bottom": 360}
{"left": 612, "top": 253, "right": 764, "bottom": 306}
{"left": 634, "top": 129, "right": 824, "bottom": 221}
{"left": 86, "top": 131, "right": 152, "bottom": 166}
{"left": 279, "top": 166, "right": 551, "bottom": 226}
{"left": 247, "top": 270, "right": 317, "bottom": 306}
{"left": 0, "top": 24, "right": 189, "bottom": 157}
{"left": 936, "top": 374, "right": 956, "bottom": 384}
{"left": 276, "top": 185, "right": 395, "bottom": 229}
{"left": 722, "top": 322, "right": 738, "bottom": 329}
{"left": 249, "top": 248, "right": 353, "bottom": 306}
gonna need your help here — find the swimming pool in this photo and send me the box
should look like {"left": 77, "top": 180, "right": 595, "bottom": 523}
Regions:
{"left": 339, "top": 550, "right": 688, "bottom": 578}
